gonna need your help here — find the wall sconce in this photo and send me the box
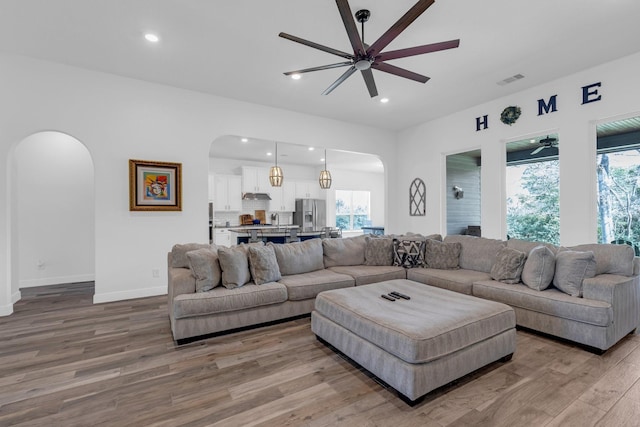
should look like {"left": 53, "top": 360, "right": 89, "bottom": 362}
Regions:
{"left": 453, "top": 185, "right": 464, "bottom": 199}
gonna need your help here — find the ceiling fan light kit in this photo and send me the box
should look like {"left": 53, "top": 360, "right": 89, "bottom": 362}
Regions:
{"left": 279, "top": 0, "right": 460, "bottom": 98}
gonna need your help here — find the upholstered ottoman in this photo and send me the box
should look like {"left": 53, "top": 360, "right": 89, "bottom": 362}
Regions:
{"left": 311, "top": 279, "right": 516, "bottom": 403}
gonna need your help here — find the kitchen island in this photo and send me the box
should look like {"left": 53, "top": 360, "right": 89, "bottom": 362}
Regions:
{"left": 229, "top": 225, "right": 324, "bottom": 244}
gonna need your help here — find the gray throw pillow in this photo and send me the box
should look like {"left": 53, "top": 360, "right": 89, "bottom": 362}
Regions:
{"left": 171, "top": 243, "right": 213, "bottom": 268}
{"left": 392, "top": 239, "right": 425, "bottom": 268}
{"left": 553, "top": 249, "right": 597, "bottom": 297}
{"left": 364, "top": 236, "right": 394, "bottom": 266}
{"left": 186, "top": 248, "right": 222, "bottom": 292}
{"left": 269, "top": 239, "right": 324, "bottom": 275}
{"left": 248, "top": 245, "right": 281, "bottom": 285}
{"left": 424, "top": 239, "right": 461, "bottom": 269}
{"left": 217, "top": 245, "right": 252, "bottom": 289}
{"left": 521, "top": 245, "right": 555, "bottom": 291}
{"left": 323, "top": 236, "right": 367, "bottom": 267}
{"left": 490, "top": 246, "right": 527, "bottom": 284}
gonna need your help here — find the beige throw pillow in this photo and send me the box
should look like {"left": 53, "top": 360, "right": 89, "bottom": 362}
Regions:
{"left": 521, "top": 245, "right": 555, "bottom": 291}
{"left": 186, "top": 247, "right": 222, "bottom": 292}
{"left": 424, "top": 239, "right": 461, "bottom": 269}
{"left": 248, "top": 245, "right": 281, "bottom": 285}
{"left": 218, "top": 245, "right": 252, "bottom": 289}
{"left": 490, "top": 246, "right": 526, "bottom": 284}
{"left": 553, "top": 249, "right": 597, "bottom": 297}
{"left": 364, "top": 236, "right": 394, "bottom": 266}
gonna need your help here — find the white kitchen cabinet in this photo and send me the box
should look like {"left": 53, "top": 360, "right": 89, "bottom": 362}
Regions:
{"left": 242, "top": 166, "right": 271, "bottom": 193}
{"left": 269, "top": 181, "right": 295, "bottom": 212}
{"left": 295, "top": 180, "right": 324, "bottom": 200}
{"left": 214, "top": 174, "right": 242, "bottom": 212}
{"left": 213, "top": 228, "right": 234, "bottom": 247}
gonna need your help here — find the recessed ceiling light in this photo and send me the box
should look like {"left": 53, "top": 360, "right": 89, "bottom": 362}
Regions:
{"left": 320, "top": 158, "right": 325, "bottom": 162}
{"left": 144, "top": 33, "right": 159, "bottom": 43}
{"left": 241, "top": 138, "right": 248, "bottom": 143}
{"left": 380, "top": 98, "right": 389, "bottom": 103}
{"left": 291, "top": 74, "right": 302, "bottom": 80}
{"left": 267, "top": 152, "right": 273, "bottom": 156}
{"left": 308, "top": 147, "right": 315, "bottom": 151}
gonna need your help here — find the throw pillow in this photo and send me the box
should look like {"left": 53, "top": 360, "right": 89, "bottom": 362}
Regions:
{"left": 521, "top": 245, "right": 556, "bottom": 291}
{"left": 322, "top": 236, "right": 367, "bottom": 267}
{"left": 424, "top": 239, "right": 461, "bottom": 269}
{"left": 553, "top": 249, "right": 597, "bottom": 297}
{"left": 364, "top": 236, "right": 394, "bottom": 266}
{"left": 186, "top": 248, "right": 222, "bottom": 292}
{"left": 269, "top": 239, "right": 324, "bottom": 275}
{"left": 171, "top": 243, "right": 213, "bottom": 268}
{"left": 392, "top": 239, "right": 425, "bottom": 268}
{"left": 490, "top": 246, "right": 527, "bottom": 284}
{"left": 217, "top": 245, "right": 252, "bottom": 289}
{"left": 248, "top": 245, "right": 281, "bottom": 285}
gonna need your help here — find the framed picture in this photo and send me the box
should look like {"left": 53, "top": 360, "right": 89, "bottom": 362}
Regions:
{"left": 129, "top": 159, "right": 182, "bottom": 211}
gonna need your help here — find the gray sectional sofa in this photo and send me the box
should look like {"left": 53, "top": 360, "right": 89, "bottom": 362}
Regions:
{"left": 167, "top": 233, "right": 640, "bottom": 352}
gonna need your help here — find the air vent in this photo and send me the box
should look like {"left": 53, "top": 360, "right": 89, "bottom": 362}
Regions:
{"left": 497, "top": 74, "right": 525, "bottom": 86}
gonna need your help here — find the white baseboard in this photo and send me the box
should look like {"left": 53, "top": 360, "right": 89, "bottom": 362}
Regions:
{"left": 19, "top": 274, "right": 95, "bottom": 288}
{"left": 0, "top": 291, "right": 22, "bottom": 316}
{"left": 93, "top": 286, "right": 167, "bottom": 304}
{"left": 12, "top": 290, "right": 21, "bottom": 303}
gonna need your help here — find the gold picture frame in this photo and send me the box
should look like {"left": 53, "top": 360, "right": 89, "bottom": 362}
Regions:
{"left": 129, "top": 159, "right": 182, "bottom": 211}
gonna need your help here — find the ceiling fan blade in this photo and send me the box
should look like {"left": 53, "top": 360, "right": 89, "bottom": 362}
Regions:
{"left": 279, "top": 32, "right": 354, "bottom": 60}
{"left": 367, "top": 0, "right": 435, "bottom": 57}
{"left": 322, "top": 66, "right": 357, "bottom": 95}
{"left": 284, "top": 62, "right": 353, "bottom": 76}
{"left": 336, "top": 0, "right": 367, "bottom": 56}
{"left": 361, "top": 68, "right": 378, "bottom": 98}
{"left": 377, "top": 39, "right": 460, "bottom": 61}
{"left": 372, "top": 62, "right": 430, "bottom": 83}
{"left": 531, "top": 146, "right": 545, "bottom": 155}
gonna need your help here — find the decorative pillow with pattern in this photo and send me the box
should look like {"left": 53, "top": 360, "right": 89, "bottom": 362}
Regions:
{"left": 424, "top": 239, "right": 461, "bottom": 269}
{"left": 248, "top": 245, "right": 281, "bottom": 285}
{"left": 364, "top": 236, "right": 394, "bottom": 266}
{"left": 392, "top": 239, "right": 425, "bottom": 268}
{"left": 490, "top": 246, "right": 527, "bottom": 284}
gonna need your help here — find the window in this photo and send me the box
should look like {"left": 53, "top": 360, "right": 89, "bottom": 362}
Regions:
{"left": 336, "top": 190, "right": 370, "bottom": 231}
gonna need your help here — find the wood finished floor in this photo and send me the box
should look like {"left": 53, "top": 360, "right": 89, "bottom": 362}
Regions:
{"left": 1, "top": 283, "right": 640, "bottom": 427}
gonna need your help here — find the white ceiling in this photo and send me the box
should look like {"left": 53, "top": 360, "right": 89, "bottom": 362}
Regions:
{"left": 2, "top": 0, "right": 640, "bottom": 133}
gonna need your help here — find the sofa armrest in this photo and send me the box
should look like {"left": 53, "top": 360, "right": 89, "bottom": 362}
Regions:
{"left": 583, "top": 274, "right": 640, "bottom": 338}
{"left": 167, "top": 253, "right": 196, "bottom": 303}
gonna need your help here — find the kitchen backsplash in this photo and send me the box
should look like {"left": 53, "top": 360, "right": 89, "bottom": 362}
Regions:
{"left": 214, "top": 199, "right": 292, "bottom": 226}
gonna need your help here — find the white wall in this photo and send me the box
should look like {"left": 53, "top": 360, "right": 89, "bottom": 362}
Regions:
{"left": 394, "top": 51, "right": 640, "bottom": 245}
{"left": 0, "top": 53, "right": 398, "bottom": 314}
{"left": 15, "top": 132, "right": 94, "bottom": 287}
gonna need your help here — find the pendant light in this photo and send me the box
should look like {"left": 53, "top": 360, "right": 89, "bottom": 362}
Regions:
{"left": 269, "top": 142, "right": 283, "bottom": 187}
{"left": 319, "top": 149, "right": 332, "bottom": 189}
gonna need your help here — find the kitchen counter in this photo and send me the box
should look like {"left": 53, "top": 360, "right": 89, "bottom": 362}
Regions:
{"left": 230, "top": 226, "right": 323, "bottom": 244}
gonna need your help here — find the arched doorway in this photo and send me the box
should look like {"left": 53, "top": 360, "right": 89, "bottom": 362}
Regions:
{"left": 11, "top": 131, "right": 94, "bottom": 300}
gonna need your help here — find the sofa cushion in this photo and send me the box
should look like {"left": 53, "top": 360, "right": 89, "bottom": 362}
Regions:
{"left": 270, "top": 239, "right": 324, "bottom": 276}
{"left": 172, "top": 282, "right": 288, "bottom": 319}
{"left": 248, "top": 245, "right": 281, "bottom": 285}
{"left": 569, "top": 243, "right": 635, "bottom": 277}
{"left": 506, "top": 239, "right": 558, "bottom": 255}
{"left": 323, "top": 236, "right": 367, "bottom": 267}
{"left": 424, "top": 239, "right": 461, "bottom": 269}
{"left": 171, "top": 243, "right": 213, "bottom": 268}
{"left": 218, "top": 245, "right": 252, "bottom": 289}
{"left": 490, "top": 247, "right": 527, "bottom": 284}
{"left": 407, "top": 268, "right": 491, "bottom": 295}
{"left": 364, "top": 236, "right": 394, "bottom": 266}
{"left": 393, "top": 239, "right": 426, "bottom": 268}
{"left": 521, "top": 245, "right": 556, "bottom": 291}
{"left": 443, "top": 235, "right": 505, "bottom": 273}
{"left": 553, "top": 250, "right": 597, "bottom": 297}
{"left": 329, "top": 265, "right": 406, "bottom": 286}
{"left": 472, "top": 280, "right": 612, "bottom": 327}
{"left": 277, "top": 269, "right": 355, "bottom": 301}
{"left": 186, "top": 247, "right": 222, "bottom": 292}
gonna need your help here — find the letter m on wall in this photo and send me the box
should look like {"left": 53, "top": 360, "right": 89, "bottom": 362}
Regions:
{"left": 538, "top": 95, "right": 558, "bottom": 116}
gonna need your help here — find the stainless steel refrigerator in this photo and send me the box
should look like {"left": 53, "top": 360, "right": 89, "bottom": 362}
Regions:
{"left": 294, "top": 199, "right": 326, "bottom": 231}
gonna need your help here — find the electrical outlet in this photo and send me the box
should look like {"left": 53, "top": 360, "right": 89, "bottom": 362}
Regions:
{"left": 152, "top": 269, "right": 160, "bottom": 278}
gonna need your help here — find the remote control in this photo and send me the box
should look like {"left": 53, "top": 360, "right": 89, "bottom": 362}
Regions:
{"left": 381, "top": 294, "right": 396, "bottom": 301}
{"left": 390, "top": 291, "right": 410, "bottom": 300}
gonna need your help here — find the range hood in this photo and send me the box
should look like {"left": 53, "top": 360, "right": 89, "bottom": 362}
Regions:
{"left": 242, "top": 192, "right": 271, "bottom": 201}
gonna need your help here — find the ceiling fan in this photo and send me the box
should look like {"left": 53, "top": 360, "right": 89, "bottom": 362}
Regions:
{"left": 278, "top": 0, "right": 460, "bottom": 97}
{"left": 531, "top": 135, "right": 559, "bottom": 155}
